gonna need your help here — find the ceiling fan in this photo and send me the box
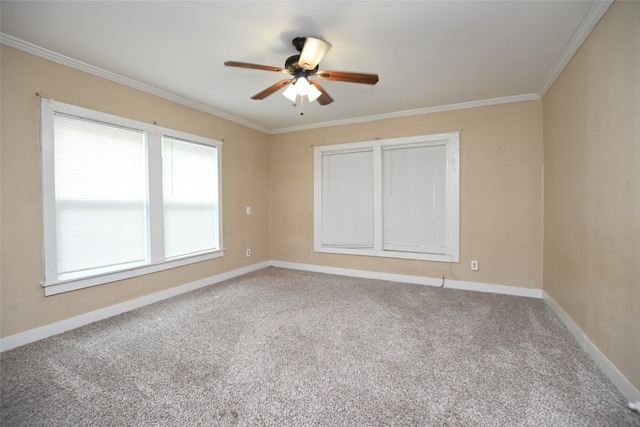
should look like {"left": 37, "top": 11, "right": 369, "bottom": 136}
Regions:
{"left": 224, "top": 36, "right": 379, "bottom": 105}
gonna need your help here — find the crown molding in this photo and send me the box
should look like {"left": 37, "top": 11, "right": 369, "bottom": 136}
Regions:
{"left": 537, "top": 0, "right": 613, "bottom": 97}
{"left": 0, "top": 33, "right": 270, "bottom": 134}
{"left": 5, "top": 11, "right": 603, "bottom": 137}
{"left": 270, "top": 93, "right": 541, "bottom": 134}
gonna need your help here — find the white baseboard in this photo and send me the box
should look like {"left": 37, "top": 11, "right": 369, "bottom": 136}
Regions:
{"left": 0, "top": 260, "right": 540, "bottom": 352}
{"left": 543, "top": 291, "right": 640, "bottom": 403}
{"left": 4, "top": 259, "right": 636, "bottom": 406}
{"left": 270, "top": 260, "right": 543, "bottom": 298}
{"left": 276, "top": 260, "right": 638, "bottom": 402}
{"left": 0, "top": 261, "right": 270, "bottom": 352}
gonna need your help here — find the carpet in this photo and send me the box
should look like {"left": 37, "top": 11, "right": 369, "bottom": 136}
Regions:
{"left": 1, "top": 267, "right": 638, "bottom": 426}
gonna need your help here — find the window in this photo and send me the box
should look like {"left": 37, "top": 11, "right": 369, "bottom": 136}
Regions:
{"left": 41, "top": 99, "right": 223, "bottom": 295}
{"left": 314, "top": 132, "right": 459, "bottom": 262}
{"left": 162, "top": 136, "right": 220, "bottom": 259}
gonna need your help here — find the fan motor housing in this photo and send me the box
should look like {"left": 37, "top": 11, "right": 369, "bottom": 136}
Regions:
{"left": 284, "top": 55, "right": 300, "bottom": 72}
{"left": 285, "top": 55, "right": 318, "bottom": 76}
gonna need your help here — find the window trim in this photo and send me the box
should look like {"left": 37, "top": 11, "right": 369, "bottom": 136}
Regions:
{"left": 40, "top": 99, "right": 224, "bottom": 296}
{"left": 314, "top": 132, "right": 460, "bottom": 263}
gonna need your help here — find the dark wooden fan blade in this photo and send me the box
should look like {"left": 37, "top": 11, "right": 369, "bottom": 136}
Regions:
{"left": 225, "top": 61, "right": 289, "bottom": 74}
{"left": 251, "top": 79, "right": 292, "bottom": 100}
{"left": 315, "top": 70, "right": 379, "bottom": 85}
{"left": 310, "top": 80, "right": 333, "bottom": 105}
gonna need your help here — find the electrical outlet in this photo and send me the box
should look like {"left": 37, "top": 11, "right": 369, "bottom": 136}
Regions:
{"left": 246, "top": 206, "right": 251, "bottom": 215}
{"left": 471, "top": 260, "right": 479, "bottom": 271}
{"left": 245, "top": 248, "right": 251, "bottom": 257}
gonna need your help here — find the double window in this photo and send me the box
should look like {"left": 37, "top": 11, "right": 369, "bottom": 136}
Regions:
{"left": 41, "top": 100, "right": 223, "bottom": 295}
{"left": 314, "top": 132, "right": 459, "bottom": 262}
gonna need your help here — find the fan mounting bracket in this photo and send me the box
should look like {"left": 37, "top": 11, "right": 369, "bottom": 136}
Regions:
{"left": 292, "top": 37, "right": 306, "bottom": 53}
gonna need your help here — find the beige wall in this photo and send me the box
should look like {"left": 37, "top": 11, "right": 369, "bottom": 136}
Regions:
{"left": 543, "top": 0, "right": 639, "bottom": 390}
{"left": 269, "top": 101, "right": 544, "bottom": 289}
{"left": 0, "top": 46, "right": 270, "bottom": 337}
{"left": 1, "top": 43, "right": 545, "bottom": 341}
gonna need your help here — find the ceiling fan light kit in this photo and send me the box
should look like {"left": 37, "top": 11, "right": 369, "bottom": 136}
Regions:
{"left": 282, "top": 77, "right": 323, "bottom": 103}
{"left": 225, "top": 36, "right": 379, "bottom": 108}
{"left": 297, "top": 37, "right": 332, "bottom": 70}
{"left": 282, "top": 83, "right": 298, "bottom": 102}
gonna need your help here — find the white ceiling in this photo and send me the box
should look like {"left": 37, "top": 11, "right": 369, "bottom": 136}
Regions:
{"left": 1, "top": 1, "right": 608, "bottom": 133}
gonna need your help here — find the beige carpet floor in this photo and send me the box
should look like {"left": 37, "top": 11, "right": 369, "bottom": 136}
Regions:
{"left": 2, "top": 267, "right": 638, "bottom": 426}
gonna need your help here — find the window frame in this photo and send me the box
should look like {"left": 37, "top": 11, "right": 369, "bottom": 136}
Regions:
{"left": 314, "top": 132, "right": 460, "bottom": 263}
{"left": 41, "top": 99, "right": 223, "bottom": 296}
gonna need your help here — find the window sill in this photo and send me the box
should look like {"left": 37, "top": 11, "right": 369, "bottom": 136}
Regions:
{"left": 314, "top": 247, "right": 458, "bottom": 263}
{"left": 42, "top": 250, "right": 225, "bottom": 296}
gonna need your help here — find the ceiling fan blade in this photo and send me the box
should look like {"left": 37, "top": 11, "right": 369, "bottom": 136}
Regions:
{"left": 298, "top": 37, "right": 332, "bottom": 70}
{"left": 315, "top": 70, "right": 379, "bottom": 85}
{"left": 310, "top": 80, "right": 333, "bottom": 105}
{"left": 224, "top": 61, "right": 289, "bottom": 74}
{"left": 251, "top": 79, "right": 292, "bottom": 100}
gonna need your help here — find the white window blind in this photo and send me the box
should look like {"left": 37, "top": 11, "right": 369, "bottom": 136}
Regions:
{"left": 320, "top": 149, "right": 374, "bottom": 248}
{"left": 53, "top": 114, "right": 147, "bottom": 278}
{"left": 314, "top": 133, "right": 459, "bottom": 263}
{"left": 41, "top": 99, "right": 223, "bottom": 295}
{"left": 162, "top": 137, "right": 219, "bottom": 258}
{"left": 383, "top": 144, "right": 447, "bottom": 254}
